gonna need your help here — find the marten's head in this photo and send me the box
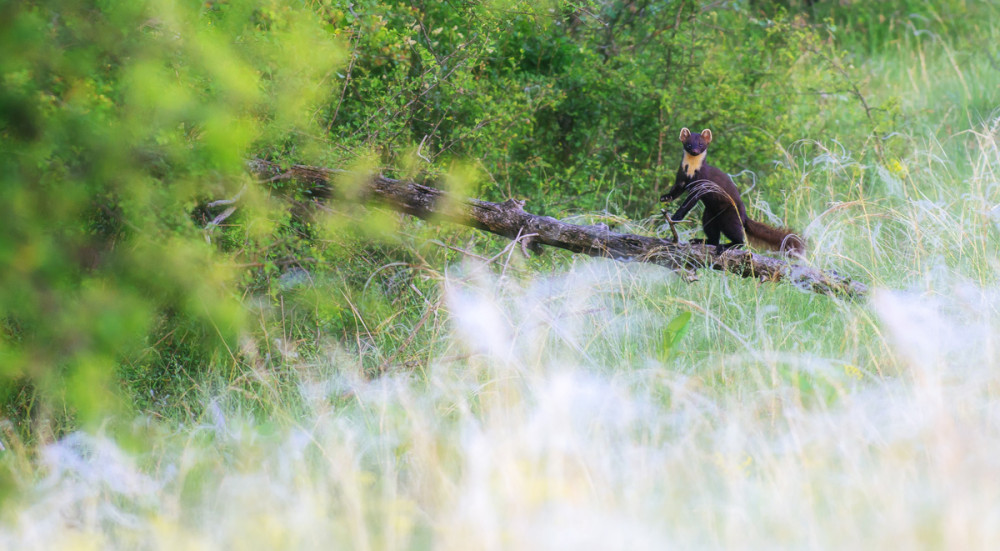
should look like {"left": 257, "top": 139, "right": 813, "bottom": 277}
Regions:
{"left": 679, "top": 127, "right": 712, "bottom": 156}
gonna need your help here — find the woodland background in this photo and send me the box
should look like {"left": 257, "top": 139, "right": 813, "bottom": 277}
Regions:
{"left": 2, "top": 1, "right": 1000, "bottom": 548}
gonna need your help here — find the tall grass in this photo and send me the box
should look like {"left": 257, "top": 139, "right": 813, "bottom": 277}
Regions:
{"left": 3, "top": 16, "right": 1000, "bottom": 551}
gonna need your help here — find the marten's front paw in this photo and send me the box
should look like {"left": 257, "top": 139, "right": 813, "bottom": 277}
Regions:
{"left": 659, "top": 193, "right": 675, "bottom": 203}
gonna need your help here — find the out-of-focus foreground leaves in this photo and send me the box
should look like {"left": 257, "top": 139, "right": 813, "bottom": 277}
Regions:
{"left": 0, "top": 0, "right": 343, "bottom": 433}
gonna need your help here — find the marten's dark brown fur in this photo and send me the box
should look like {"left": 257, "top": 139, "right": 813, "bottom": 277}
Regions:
{"left": 660, "top": 128, "right": 805, "bottom": 255}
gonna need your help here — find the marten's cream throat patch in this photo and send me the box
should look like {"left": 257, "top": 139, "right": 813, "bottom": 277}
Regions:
{"left": 683, "top": 152, "right": 706, "bottom": 178}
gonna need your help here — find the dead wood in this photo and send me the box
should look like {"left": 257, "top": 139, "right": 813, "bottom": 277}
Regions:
{"left": 247, "top": 159, "right": 868, "bottom": 297}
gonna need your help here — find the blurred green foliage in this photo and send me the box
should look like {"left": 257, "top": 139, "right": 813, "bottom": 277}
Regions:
{"left": 1, "top": 0, "right": 997, "bottom": 438}
{"left": 0, "top": 0, "right": 343, "bottom": 434}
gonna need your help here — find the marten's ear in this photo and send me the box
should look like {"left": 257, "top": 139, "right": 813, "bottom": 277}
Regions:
{"left": 701, "top": 129, "right": 713, "bottom": 144}
{"left": 679, "top": 127, "right": 691, "bottom": 142}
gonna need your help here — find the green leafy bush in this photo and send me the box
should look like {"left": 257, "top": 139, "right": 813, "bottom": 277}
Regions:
{"left": 323, "top": 1, "right": 854, "bottom": 213}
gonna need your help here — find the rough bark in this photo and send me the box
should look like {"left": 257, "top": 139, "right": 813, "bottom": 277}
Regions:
{"left": 248, "top": 159, "right": 868, "bottom": 297}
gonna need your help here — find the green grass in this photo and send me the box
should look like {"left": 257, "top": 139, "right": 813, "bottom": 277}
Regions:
{"left": 4, "top": 4, "right": 1000, "bottom": 549}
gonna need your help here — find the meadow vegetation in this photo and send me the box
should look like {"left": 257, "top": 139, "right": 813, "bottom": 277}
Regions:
{"left": 1, "top": 0, "right": 1000, "bottom": 548}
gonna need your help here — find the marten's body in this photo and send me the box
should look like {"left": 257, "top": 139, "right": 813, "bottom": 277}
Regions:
{"left": 660, "top": 128, "right": 804, "bottom": 255}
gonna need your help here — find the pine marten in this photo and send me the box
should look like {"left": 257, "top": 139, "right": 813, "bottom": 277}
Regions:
{"left": 660, "top": 128, "right": 805, "bottom": 256}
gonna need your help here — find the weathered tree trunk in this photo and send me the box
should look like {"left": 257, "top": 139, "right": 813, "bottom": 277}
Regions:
{"left": 247, "top": 160, "right": 868, "bottom": 297}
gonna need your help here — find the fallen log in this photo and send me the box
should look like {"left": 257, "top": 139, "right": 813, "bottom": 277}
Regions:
{"left": 247, "top": 159, "right": 868, "bottom": 297}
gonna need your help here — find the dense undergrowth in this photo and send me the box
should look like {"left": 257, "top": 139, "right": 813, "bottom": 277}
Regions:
{"left": 2, "top": 0, "right": 1000, "bottom": 548}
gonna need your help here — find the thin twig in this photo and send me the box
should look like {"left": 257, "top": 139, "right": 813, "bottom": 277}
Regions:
{"left": 416, "top": 134, "right": 432, "bottom": 163}
{"left": 203, "top": 206, "right": 237, "bottom": 243}
{"left": 206, "top": 185, "right": 246, "bottom": 208}
{"left": 327, "top": 35, "right": 359, "bottom": 134}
